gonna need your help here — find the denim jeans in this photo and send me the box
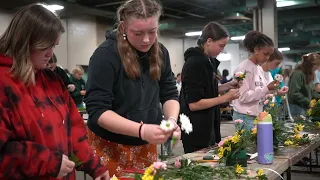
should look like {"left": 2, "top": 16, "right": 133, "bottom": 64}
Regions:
{"left": 289, "top": 104, "right": 306, "bottom": 117}
{"left": 233, "top": 111, "right": 256, "bottom": 131}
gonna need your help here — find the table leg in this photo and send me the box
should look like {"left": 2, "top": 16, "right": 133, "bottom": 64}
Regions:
{"left": 316, "top": 148, "right": 319, "bottom": 167}
{"left": 309, "top": 152, "right": 312, "bottom": 172}
{"left": 84, "top": 172, "right": 87, "bottom": 180}
{"left": 287, "top": 167, "right": 291, "bottom": 180}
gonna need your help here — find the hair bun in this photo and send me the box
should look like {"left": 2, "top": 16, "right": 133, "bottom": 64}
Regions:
{"left": 197, "top": 36, "right": 204, "bottom": 46}
{"left": 302, "top": 54, "right": 309, "bottom": 62}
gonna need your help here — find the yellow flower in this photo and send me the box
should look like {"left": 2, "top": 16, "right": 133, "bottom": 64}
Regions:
{"left": 231, "top": 134, "right": 241, "bottom": 144}
{"left": 240, "top": 129, "right": 245, "bottom": 134}
{"left": 307, "top": 109, "right": 312, "bottom": 116}
{"left": 225, "top": 145, "right": 232, "bottom": 152}
{"left": 254, "top": 118, "right": 258, "bottom": 125}
{"left": 316, "top": 122, "right": 320, "bottom": 128}
{"left": 296, "top": 124, "right": 304, "bottom": 131}
{"left": 310, "top": 99, "right": 317, "bottom": 105}
{"left": 218, "top": 147, "right": 225, "bottom": 158}
{"left": 251, "top": 127, "right": 257, "bottom": 135}
{"left": 240, "top": 74, "right": 244, "bottom": 78}
{"left": 257, "top": 169, "right": 264, "bottom": 176}
{"left": 295, "top": 134, "right": 302, "bottom": 139}
{"left": 142, "top": 174, "right": 154, "bottom": 180}
{"left": 110, "top": 175, "right": 119, "bottom": 180}
{"left": 144, "top": 165, "right": 154, "bottom": 176}
{"left": 284, "top": 140, "right": 293, "bottom": 146}
{"left": 270, "top": 103, "right": 275, "bottom": 107}
{"left": 235, "top": 164, "right": 245, "bottom": 174}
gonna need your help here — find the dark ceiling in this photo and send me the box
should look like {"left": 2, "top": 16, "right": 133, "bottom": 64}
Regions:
{"left": 0, "top": 0, "right": 320, "bottom": 58}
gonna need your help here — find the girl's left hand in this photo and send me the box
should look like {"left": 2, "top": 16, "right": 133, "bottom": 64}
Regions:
{"left": 278, "top": 86, "right": 289, "bottom": 95}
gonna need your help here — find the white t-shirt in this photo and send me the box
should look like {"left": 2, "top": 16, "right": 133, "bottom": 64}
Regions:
{"left": 263, "top": 71, "right": 276, "bottom": 102}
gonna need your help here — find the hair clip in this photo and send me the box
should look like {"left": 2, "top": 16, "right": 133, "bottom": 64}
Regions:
{"left": 123, "top": 33, "right": 127, "bottom": 40}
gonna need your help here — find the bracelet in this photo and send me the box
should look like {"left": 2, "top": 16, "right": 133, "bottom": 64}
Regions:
{"left": 138, "top": 124, "right": 144, "bottom": 139}
{"left": 168, "top": 117, "right": 177, "bottom": 123}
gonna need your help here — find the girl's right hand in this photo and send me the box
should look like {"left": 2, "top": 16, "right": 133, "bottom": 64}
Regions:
{"left": 224, "top": 88, "right": 240, "bottom": 101}
{"left": 267, "top": 80, "right": 280, "bottom": 90}
{"left": 141, "top": 124, "right": 173, "bottom": 144}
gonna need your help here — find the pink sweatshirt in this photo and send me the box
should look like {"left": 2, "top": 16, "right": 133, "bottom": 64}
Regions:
{"left": 233, "top": 59, "right": 270, "bottom": 116}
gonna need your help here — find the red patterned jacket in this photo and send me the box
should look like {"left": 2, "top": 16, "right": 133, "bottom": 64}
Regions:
{"left": 0, "top": 54, "right": 107, "bottom": 179}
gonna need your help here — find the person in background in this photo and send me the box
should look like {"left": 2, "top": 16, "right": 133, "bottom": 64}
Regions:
{"left": 261, "top": 48, "right": 289, "bottom": 98}
{"left": 233, "top": 31, "right": 280, "bottom": 130}
{"left": 220, "top": 69, "right": 232, "bottom": 84}
{"left": 283, "top": 68, "right": 291, "bottom": 86}
{"left": 176, "top": 73, "right": 182, "bottom": 95}
{"left": 288, "top": 53, "right": 320, "bottom": 116}
{"left": 47, "top": 53, "right": 75, "bottom": 92}
{"left": 180, "top": 22, "right": 241, "bottom": 153}
{"left": 314, "top": 66, "right": 320, "bottom": 84}
{"left": 315, "top": 83, "right": 320, "bottom": 93}
{"left": 0, "top": 4, "right": 108, "bottom": 180}
{"left": 70, "top": 66, "right": 86, "bottom": 108}
{"left": 84, "top": 0, "right": 181, "bottom": 177}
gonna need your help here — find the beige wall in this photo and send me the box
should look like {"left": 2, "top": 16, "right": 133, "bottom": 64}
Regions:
{"left": 0, "top": 10, "right": 185, "bottom": 75}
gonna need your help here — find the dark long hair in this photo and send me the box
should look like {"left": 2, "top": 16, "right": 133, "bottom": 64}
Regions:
{"left": 295, "top": 53, "right": 320, "bottom": 84}
{"left": 243, "top": 31, "right": 274, "bottom": 53}
{"left": 197, "top": 22, "right": 229, "bottom": 48}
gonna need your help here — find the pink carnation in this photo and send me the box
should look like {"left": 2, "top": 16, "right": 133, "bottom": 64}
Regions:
{"left": 153, "top": 162, "right": 167, "bottom": 170}
{"left": 218, "top": 140, "right": 225, "bottom": 147}
{"left": 175, "top": 157, "right": 181, "bottom": 168}
{"left": 234, "top": 119, "right": 243, "bottom": 124}
{"left": 234, "top": 72, "right": 243, "bottom": 78}
{"left": 264, "top": 100, "right": 269, "bottom": 105}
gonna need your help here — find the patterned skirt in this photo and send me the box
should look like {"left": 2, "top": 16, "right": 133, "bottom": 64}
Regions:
{"left": 87, "top": 129, "right": 157, "bottom": 177}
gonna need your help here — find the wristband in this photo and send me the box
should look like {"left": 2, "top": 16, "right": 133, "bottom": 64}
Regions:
{"left": 138, "top": 124, "right": 144, "bottom": 140}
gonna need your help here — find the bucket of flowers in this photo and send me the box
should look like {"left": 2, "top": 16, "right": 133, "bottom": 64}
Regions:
{"left": 307, "top": 99, "right": 320, "bottom": 122}
{"left": 216, "top": 119, "right": 255, "bottom": 167}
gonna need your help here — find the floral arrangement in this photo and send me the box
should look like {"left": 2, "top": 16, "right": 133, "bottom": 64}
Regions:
{"left": 234, "top": 71, "right": 248, "bottom": 81}
{"left": 261, "top": 95, "right": 290, "bottom": 149}
{"left": 131, "top": 158, "right": 268, "bottom": 180}
{"left": 307, "top": 99, "right": 320, "bottom": 121}
{"left": 216, "top": 119, "right": 255, "bottom": 165}
{"left": 284, "top": 124, "right": 311, "bottom": 146}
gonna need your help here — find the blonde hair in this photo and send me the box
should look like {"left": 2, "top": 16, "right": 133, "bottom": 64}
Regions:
{"left": 71, "top": 66, "right": 84, "bottom": 75}
{"left": 116, "top": 0, "right": 163, "bottom": 80}
{"left": 0, "top": 4, "right": 65, "bottom": 86}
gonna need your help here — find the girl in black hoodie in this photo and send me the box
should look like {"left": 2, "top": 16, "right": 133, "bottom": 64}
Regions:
{"left": 180, "top": 22, "right": 241, "bottom": 153}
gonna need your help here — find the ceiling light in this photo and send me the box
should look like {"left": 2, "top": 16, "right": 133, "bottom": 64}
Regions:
{"left": 230, "top": 36, "right": 245, "bottom": 41}
{"left": 185, "top": 31, "right": 202, "bottom": 36}
{"left": 278, "top": 47, "right": 290, "bottom": 52}
{"left": 42, "top": 4, "right": 64, "bottom": 12}
{"left": 276, "top": 1, "right": 297, "bottom": 7}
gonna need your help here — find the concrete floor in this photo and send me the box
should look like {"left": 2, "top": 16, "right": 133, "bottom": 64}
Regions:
{"left": 76, "top": 121, "right": 320, "bottom": 180}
